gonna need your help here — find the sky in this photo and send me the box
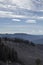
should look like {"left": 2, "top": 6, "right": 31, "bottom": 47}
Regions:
{"left": 0, "top": 0, "right": 43, "bottom": 35}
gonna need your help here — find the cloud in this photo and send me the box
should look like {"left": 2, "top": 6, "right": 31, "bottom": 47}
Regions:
{"left": 0, "top": 4, "right": 7, "bottom": 8}
{"left": 0, "top": 10, "right": 43, "bottom": 22}
{"left": 0, "top": 0, "right": 4, "bottom": 2}
{"left": 38, "top": 10, "right": 43, "bottom": 12}
{"left": 37, "top": 16, "right": 43, "bottom": 19}
{"left": 0, "top": 0, "right": 43, "bottom": 11}
{"left": 39, "top": 30, "right": 43, "bottom": 33}
{"left": 0, "top": 0, "right": 32, "bottom": 10}
{"left": 12, "top": 19, "right": 21, "bottom": 22}
{"left": 0, "top": 4, "right": 18, "bottom": 10}
{"left": 0, "top": 0, "right": 43, "bottom": 19}
{"left": 10, "top": 0, "right": 43, "bottom": 11}
{"left": 31, "top": 0, "right": 43, "bottom": 11}
{"left": 25, "top": 20, "right": 36, "bottom": 24}
{"left": 0, "top": 11, "right": 29, "bottom": 18}
{"left": 0, "top": 0, "right": 43, "bottom": 35}
{"left": 10, "top": 0, "right": 32, "bottom": 10}
{"left": 0, "top": 10, "right": 43, "bottom": 21}
{"left": 0, "top": 11, "right": 12, "bottom": 17}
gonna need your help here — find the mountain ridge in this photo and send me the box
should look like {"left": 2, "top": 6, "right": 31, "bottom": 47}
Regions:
{"left": 0, "top": 33, "right": 43, "bottom": 44}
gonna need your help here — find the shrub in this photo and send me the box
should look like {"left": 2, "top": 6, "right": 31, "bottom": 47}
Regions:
{"left": 0, "top": 37, "right": 1, "bottom": 43}
{"left": 31, "top": 42, "right": 35, "bottom": 46}
{"left": 35, "top": 58, "right": 41, "bottom": 65}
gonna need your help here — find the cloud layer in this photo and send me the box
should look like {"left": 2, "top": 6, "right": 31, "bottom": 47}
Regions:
{"left": 0, "top": 0, "right": 43, "bottom": 34}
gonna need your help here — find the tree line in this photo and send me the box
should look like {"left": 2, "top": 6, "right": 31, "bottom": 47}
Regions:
{"left": 0, "top": 42, "right": 18, "bottom": 63}
{"left": 0, "top": 37, "right": 35, "bottom": 46}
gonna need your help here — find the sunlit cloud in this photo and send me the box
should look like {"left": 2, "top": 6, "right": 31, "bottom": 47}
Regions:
{"left": 38, "top": 16, "right": 43, "bottom": 19}
{"left": 12, "top": 19, "right": 21, "bottom": 22}
{"left": 39, "top": 30, "right": 43, "bottom": 33}
{"left": 25, "top": 20, "right": 36, "bottom": 24}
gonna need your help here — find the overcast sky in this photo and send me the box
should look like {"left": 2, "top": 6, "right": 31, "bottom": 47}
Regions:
{"left": 0, "top": 0, "right": 43, "bottom": 35}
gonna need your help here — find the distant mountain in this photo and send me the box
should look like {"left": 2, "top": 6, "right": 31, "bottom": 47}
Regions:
{"left": 0, "top": 33, "right": 43, "bottom": 44}
{"left": 13, "top": 33, "right": 43, "bottom": 41}
{"left": 34, "top": 38, "right": 43, "bottom": 44}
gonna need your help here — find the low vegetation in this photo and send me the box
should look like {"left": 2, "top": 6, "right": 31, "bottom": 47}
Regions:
{"left": 35, "top": 58, "right": 41, "bottom": 65}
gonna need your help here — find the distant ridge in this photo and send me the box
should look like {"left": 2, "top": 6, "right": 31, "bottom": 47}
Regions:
{"left": 34, "top": 38, "right": 43, "bottom": 44}
{"left": 0, "top": 33, "right": 43, "bottom": 44}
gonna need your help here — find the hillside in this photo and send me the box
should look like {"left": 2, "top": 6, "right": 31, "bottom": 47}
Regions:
{"left": 0, "top": 37, "right": 43, "bottom": 65}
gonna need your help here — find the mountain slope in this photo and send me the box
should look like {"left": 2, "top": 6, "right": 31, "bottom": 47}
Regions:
{"left": 0, "top": 36, "right": 43, "bottom": 65}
